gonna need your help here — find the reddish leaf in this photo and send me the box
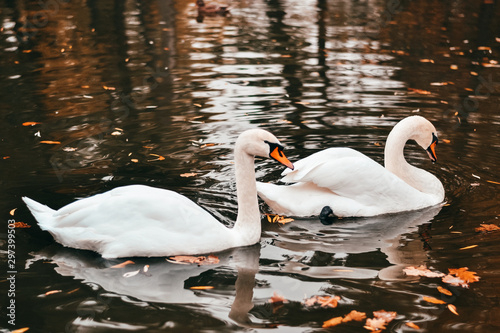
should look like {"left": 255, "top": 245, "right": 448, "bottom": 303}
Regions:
{"left": 269, "top": 291, "right": 287, "bottom": 304}
{"left": 475, "top": 224, "right": 500, "bottom": 232}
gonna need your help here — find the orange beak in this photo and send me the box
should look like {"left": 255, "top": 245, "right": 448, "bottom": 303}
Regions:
{"left": 270, "top": 146, "right": 294, "bottom": 170}
{"left": 426, "top": 133, "right": 438, "bottom": 163}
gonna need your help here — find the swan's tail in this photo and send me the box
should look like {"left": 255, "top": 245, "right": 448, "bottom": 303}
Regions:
{"left": 22, "top": 197, "right": 56, "bottom": 230}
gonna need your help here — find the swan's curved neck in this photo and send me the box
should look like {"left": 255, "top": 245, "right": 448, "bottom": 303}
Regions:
{"left": 384, "top": 121, "right": 444, "bottom": 200}
{"left": 232, "top": 147, "right": 261, "bottom": 244}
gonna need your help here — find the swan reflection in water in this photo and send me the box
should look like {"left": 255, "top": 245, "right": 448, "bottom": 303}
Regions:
{"left": 26, "top": 204, "right": 441, "bottom": 329}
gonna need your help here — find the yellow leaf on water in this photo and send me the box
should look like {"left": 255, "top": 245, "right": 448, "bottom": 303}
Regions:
{"left": 9, "top": 208, "right": 16, "bottom": 216}
{"left": 190, "top": 286, "right": 214, "bottom": 290}
{"left": 475, "top": 224, "right": 500, "bottom": 233}
{"left": 22, "top": 122, "right": 41, "bottom": 126}
{"left": 45, "top": 290, "right": 62, "bottom": 296}
{"left": 459, "top": 245, "right": 478, "bottom": 250}
{"left": 343, "top": 310, "right": 366, "bottom": 322}
{"left": 486, "top": 180, "right": 500, "bottom": 185}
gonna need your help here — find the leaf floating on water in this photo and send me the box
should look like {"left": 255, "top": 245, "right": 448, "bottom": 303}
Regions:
{"left": 423, "top": 296, "right": 447, "bottom": 304}
{"left": 111, "top": 260, "right": 135, "bottom": 268}
{"left": 180, "top": 172, "right": 198, "bottom": 178}
{"left": 40, "top": 140, "right": 61, "bottom": 145}
{"left": 166, "top": 255, "right": 219, "bottom": 265}
{"left": 475, "top": 224, "right": 500, "bottom": 233}
{"left": 403, "top": 265, "right": 445, "bottom": 278}
{"left": 486, "top": 180, "right": 500, "bottom": 185}
{"left": 303, "top": 295, "right": 340, "bottom": 308}
{"left": 437, "top": 286, "right": 453, "bottom": 296}
{"left": 11, "top": 328, "right": 30, "bottom": 333}
{"left": 9, "top": 208, "right": 17, "bottom": 216}
{"left": 343, "top": 310, "right": 366, "bottom": 322}
{"left": 190, "top": 286, "right": 214, "bottom": 290}
{"left": 364, "top": 318, "right": 387, "bottom": 331}
{"left": 405, "top": 322, "right": 420, "bottom": 330}
{"left": 103, "top": 85, "right": 116, "bottom": 90}
{"left": 266, "top": 214, "right": 294, "bottom": 224}
{"left": 22, "top": 122, "right": 41, "bottom": 126}
{"left": 448, "top": 304, "right": 459, "bottom": 315}
{"left": 442, "top": 274, "right": 468, "bottom": 288}
{"left": 269, "top": 291, "right": 287, "bottom": 304}
{"left": 408, "top": 88, "right": 432, "bottom": 95}
{"left": 14, "top": 222, "right": 31, "bottom": 228}
{"left": 322, "top": 316, "right": 343, "bottom": 328}
{"left": 459, "top": 245, "right": 478, "bottom": 250}
{"left": 45, "top": 290, "right": 62, "bottom": 296}
{"left": 448, "top": 267, "right": 480, "bottom": 283}
{"left": 373, "top": 310, "right": 397, "bottom": 323}
{"left": 130, "top": 159, "right": 139, "bottom": 163}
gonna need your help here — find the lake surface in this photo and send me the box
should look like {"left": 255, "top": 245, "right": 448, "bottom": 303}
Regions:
{"left": 1, "top": 0, "right": 500, "bottom": 332}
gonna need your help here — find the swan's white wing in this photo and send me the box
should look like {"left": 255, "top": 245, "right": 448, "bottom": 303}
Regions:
{"left": 38, "top": 185, "right": 232, "bottom": 257}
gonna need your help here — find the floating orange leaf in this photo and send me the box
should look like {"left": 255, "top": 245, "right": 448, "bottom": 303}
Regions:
{"left": 166, "top": 255, "right": 219, "bottom": 265}
{"left": 373, "top": 310, "right": 397, "bottom": 323}
{"left": 180, "top": 172, "right": 198, "bottom": 178}
{"left": 22, "top": 122, "right": 41, "bottom": 126}
{"left": 40, "top": 140, "right": 61, "bottom": 145}
{"left": 475, "top": 224, "right": 500, "bottom": 233}
{"left": 486, "top": 180, "right": 500, "bottom": 185}
{"left": 448, "top": 267, "right": 480, "bottom": 283}
{"left": 403, "top": 265, "right": 444, "bottom": 278}
{"left": 364, "top": 318, "right": 387, "bottom": 331}
{"left": 14, "top": 222, "right": 31, "bottom": 228}
{"left": 103, "top": 85, "right": 116, "bottom": 90}
{"left": 448, "top": 304, "right": 459, "bottom": 315}
{"left": 190, "top": 286, "right": 214, "bottom": 290}
{"left": 45, "top": 290, "right": 62, "bottom": 296}
{"left": 459, "top": 245, "right": 478, "bottom": 250}
{"left": 322, "top": 316, "right": 343, "bottom": 328}
{"left": 343, "top": 310, "right": 366, "bottom": 322}
{"left": 423, "top": 296, "right": 446, "bottom": 304}
{"left": 11, "top": 328, "right": 30, "bottom": 333}
{"left": 266, "top": 214, "right": 294, "bottom": 225}
{"left": 437, "top": 286, "right": 452, "bottom": 296}
{"left": 408, "top": 88, "right": 432, "bottom": 95}
{"left": 406, "top": 322, "right": 420, "bottom": 329}
{"left": 269, "top": 291, "right": 287, "bottom": 304}
{"left": 9, "top": 208, "right": 17, "bottom": 216}
{"left": 111, "top": 260, "right": 135, "bottom": 268}
{"left": 303, "top": 295, "right": 340, "bottom": 308}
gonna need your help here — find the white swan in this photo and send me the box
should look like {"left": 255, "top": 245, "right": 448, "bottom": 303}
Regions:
{"left": 256, "top": 116, "right": 444, "bottom": 218}
{"left": 23, "top": 129, "right": 294, "bottom": 258}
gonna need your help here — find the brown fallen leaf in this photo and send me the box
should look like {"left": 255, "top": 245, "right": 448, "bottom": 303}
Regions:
{"left": 423, "top": 296, "right": 447, "bottom": 304}
{"left": 437, "top": 286, "right": 453, "bottom": 296}
{"left": 406, "top": 322, "right": 420, "bottom": 329}
{"left": 448, "top": 304, "right": 459, "bottom": 315}
{"left": 40, "top": 140, "right": 61, "bottom": 145}
{"left": 111, "top": 260, "right": 135, "bottom": 268}
{"left": 322, "top": 316, "right": 343, "bottom": 328}
{"left": 14, "top": 222, "right": 31, "bottom": 228}
{"left": 475, "top": 224, "right": 500, "bottom": 233}
{"left": 403, "top": 265, "right": 444, "bottom": 278}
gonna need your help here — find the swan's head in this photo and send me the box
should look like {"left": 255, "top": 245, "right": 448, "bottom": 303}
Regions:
{"left": 236, "top": 129, "right": 294, "bottom": 170}
{"left": 407, "top": 116, "right": 439, "bottom": 162}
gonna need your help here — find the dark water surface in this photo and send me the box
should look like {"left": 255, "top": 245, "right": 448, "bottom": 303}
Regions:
{"left": 1, "top": 0, "right": 500, "bottom": 332}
